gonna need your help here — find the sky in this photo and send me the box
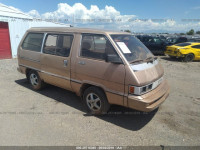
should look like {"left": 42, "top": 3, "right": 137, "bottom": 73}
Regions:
{"left": 1, "top": 0, "right": 200, "bottom": 32}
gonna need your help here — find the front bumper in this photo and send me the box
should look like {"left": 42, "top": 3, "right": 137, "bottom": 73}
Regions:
{"left": 127, "top": 80, "right": 170, "bottom": 112}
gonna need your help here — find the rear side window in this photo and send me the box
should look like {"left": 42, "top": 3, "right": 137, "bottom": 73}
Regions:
{"left": 22, "top": 33, "right": 44, "bottom": 52}
{"left": 43, "top": 34, "right": 58, "bottom": 55}
{"left": 191, "top": 45, "right": 200, "bottom": 49}
{"left": 43, "top": 34, "right": 73, "bottom": 57}
{"left": 80, "top": 34, "right": 117, "bottom": 60}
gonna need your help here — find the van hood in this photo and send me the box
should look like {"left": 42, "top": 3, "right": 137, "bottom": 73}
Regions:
{"left": 127, "top": 60, "right": 164, "bottom": 86}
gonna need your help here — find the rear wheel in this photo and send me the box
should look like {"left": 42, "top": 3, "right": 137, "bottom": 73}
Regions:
{"left": 28, "top": 70, "right": 44, "bottom": 90}
{"left": 83, "top": 86, "right": 110, "bottom": 115}
{"left": 183, "top": 54, "right": 194, "bottom": 62}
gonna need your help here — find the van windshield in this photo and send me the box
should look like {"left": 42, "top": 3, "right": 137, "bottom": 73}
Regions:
{"left": 110, "top": 34, "right": 153, "bottom": 63}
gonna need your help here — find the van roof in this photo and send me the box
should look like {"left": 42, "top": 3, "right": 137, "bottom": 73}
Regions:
{"left": 27, "top": 27, "right": 130, "bottom": 35}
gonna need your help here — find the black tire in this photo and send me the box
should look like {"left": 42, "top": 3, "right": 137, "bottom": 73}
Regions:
{"left": 26, "top": 70, "right": 30, "bottom": 81}
{"left": 83, "top": 86, "right": 110, "bottom": 115}
{"left": 28, "top": 70, "right": 44, "bottom": 90}
{"left": 183, "top": 53, "right": 194, "bottom": 62}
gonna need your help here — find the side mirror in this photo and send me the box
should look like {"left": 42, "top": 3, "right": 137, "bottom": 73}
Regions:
{"left": 106, "top": 54, "right": 123, "bottom": 64}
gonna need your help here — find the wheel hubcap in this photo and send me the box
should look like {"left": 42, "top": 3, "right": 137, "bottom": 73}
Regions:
{"left": 86, "top": 93, "right": 101, "bottom": 111}
{"left": 187, "top": 55, "right": 193, "bottom": 61}
{"left": 30, "top": 73, "right": 38, "bottom": 86}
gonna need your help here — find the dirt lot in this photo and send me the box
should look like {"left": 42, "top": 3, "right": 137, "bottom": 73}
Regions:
{"left": 0, "top": 57, "right": 200, "bottom": 146}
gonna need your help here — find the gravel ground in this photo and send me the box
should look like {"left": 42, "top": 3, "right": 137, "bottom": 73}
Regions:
{"left": 0, "top": 57, "right": 200, "bottom": 146}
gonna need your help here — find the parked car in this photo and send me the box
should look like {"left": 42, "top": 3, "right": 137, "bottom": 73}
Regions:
{"left": 165, "top": 42, "right": 200, "bottom": 62}
{"left": 174, "top": 37, "right": 188, "bottom": 44}
{"left": 137, "top": 35, "right": 170, "bottom": 55}
{"left": 188, "top": 38, "right": 200, "bottom": 42}
{"left": 166, "top": 37, "right": 188, "bottom": 45}
{"left": 17, "top": 27, "right": 169, "bottom": 114}
{"left": 166, "top": 37, "right": 178, "bottom": 44}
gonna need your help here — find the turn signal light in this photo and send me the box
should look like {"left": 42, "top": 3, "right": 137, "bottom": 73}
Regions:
{"left": 129, "top": 86, "right": 135, "bottom": 94}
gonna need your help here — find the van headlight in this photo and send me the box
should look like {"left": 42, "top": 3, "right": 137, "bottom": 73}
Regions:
{"left": 129, "top": 77, "right": 164, "bottom": 96}
{"left": 129, "top": 84, "right": 153, "bottom": 95}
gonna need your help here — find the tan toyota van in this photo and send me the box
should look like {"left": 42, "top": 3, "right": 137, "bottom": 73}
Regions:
{"left": 17, "top": 27, "right": 169, "bottom": 115}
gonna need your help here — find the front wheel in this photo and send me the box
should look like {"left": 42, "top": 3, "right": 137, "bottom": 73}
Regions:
{"left": 83, "top": 86, "right": 110, "bottom": 115}
{"left": 183, "top": 54, "right": 194, "bottom": 62}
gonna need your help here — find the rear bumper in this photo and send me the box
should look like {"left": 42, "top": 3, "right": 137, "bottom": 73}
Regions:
{"left": 17, "top": 66, "right": 26, "bottom": 74}
{"left": 165, "top": 51, "right": 184, "bottom": 57}
{"left": 127, "top": 80, "right": 170, "bottom": 112}
{"left": 17, "top": 67, "right": 22, "bottom": 73}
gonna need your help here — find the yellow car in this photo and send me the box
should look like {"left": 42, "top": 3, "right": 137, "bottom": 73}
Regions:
{"left": 165, "top": 42, "right": 200, "bottom": 62}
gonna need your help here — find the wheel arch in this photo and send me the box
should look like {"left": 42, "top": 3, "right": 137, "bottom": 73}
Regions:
{"left": 25, "top": 68, "right": 43, "bottom": 81}
{"left": 188, "top": 52, "right": 195, "bottom": 56}
{"left": 183, "top": 53, "right": 195, "bottom": 62}
{"left": 80, "top": 83, "right": 107, "bottom": 99}
{"left": 183, "top": 52, "right": 195, "bottom": 56}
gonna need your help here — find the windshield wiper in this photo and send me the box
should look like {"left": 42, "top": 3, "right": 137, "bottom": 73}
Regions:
{"left": 129, "top": 56, "right": 157, "bottom": 64}
{"left": 145, "top": 56, "right": 157, "bottom": 63}
{"left": 129, "top": 59, "right": 144, "bottom": 64}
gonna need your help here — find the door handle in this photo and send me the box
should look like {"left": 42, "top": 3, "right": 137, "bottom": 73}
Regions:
{"left": 78, "top": 61, "right": 85, "bottom": 65}
{"left": 64, "top": 60, "right": 68, "bottom": 67}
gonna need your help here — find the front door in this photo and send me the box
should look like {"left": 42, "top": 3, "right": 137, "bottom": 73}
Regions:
{"left": 41, "top": 33, "right": 74, "bottom": 90}
{"left": 75, "top": 34, "right": 125, "bottom": 105}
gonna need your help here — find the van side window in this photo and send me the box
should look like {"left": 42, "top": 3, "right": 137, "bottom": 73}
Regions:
{"left": 81, "top": 34, "right": 117, "bottom": 60}
{"left": 22, "top": 33, "right": 44, "bottom": 52}
{"left": 43, "top": 34, "right": 73, "bottom": 57}
{"left": 43, "top": 34, "right": 58, "bottom": 55}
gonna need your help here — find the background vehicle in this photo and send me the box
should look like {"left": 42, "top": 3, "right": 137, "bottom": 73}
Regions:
{"left": 165, "top": 42, "right": 200, "bottom": 62}
{"left": 188, "top": 38, "right": 200, "bottom": 42}
{"left": 166, "top": 37, "right": 188, "bottom": 45}
{"left": 136, "top": 35, "right": 170, "bottom": 55}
